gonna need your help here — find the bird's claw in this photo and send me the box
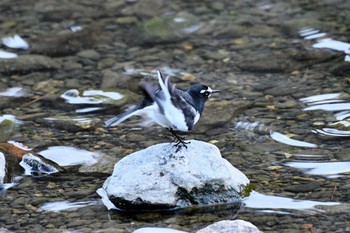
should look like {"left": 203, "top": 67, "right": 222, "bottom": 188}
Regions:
{"left": 173, "top": 139, "right": 190, "bottom": 152}
{"left": 168, "top": 128, "right": 190, "bottom": 152}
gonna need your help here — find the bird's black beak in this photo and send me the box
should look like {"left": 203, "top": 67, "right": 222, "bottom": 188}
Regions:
{"left": 211, "top": 90, "right": 220, "bottom": 94}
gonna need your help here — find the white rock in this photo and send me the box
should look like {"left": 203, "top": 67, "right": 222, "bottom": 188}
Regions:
{"left": 196, "top": 220, "right": 262, "bottom": 233}
{"left": 0, "top": 152, "right": 5, "bottom": 185}
{"left": 133, "top": 227, "right": 188, "bottom": 233}
{"left": 100, "top": 140, "right": 249, "bottom": 210}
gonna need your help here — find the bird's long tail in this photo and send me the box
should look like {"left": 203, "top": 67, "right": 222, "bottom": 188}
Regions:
{"left": 104, "top": 107, "right": 141, "bottom": 127}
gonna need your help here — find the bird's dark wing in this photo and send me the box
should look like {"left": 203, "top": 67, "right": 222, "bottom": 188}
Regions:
{"left": 140, "top": 77, "right": 165, "bottom": 112}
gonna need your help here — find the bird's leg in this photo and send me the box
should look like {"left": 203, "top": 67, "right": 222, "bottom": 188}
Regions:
{"left": 167, "top": 128, "right": 189, "bottom": 151}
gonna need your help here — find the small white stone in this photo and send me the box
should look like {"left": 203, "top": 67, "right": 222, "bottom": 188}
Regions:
{"left": 196, "top": 220, "right": 262, "bottom": 233}
{"left": 133, "top": 227, "right": 188, "bottom": 233}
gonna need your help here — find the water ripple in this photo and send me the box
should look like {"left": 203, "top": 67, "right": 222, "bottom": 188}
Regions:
{"left": 39, "top": 200, "right": 99, "bottom": 213}
{"left": 244, "top": 191, "right": 339, "bottom": 212}
{"left": 301, "top": 93, "right": 350, "bottom": 137}
{"left": 299, "top": 28, "right": 350, "bottom": 62}
{"left": 270, "top": 131, "right": 317, "bottom": 148}
{"left": 285, "top": 161, "right": 350, "bottom": 178}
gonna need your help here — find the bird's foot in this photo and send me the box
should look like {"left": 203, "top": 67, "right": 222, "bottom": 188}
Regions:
{"left": 173, "top": 138, "right": 190, "bottom": 152}
{"left": 168, "top": 128, "right": 190, "bottom": 152}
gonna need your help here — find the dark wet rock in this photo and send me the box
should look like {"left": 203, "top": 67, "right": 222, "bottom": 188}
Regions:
{"left": 196, "top": 220, "right": 262, "bottom": 233}
{"left": 99, "top": 140, "right": 249, "bottom": 210}
{"left": 287, "top": 47, "right": 340, "bottom": 64}
{"left": 122, "top": 0, "right": 165, "bottom": 18}
{"left": 335, "top": 149, "right": 350, "bottom": 161}
{"left": 100, "top": 70, "right": 141, "bottom": 94}
{"left": 195, "top": 100, "right": 251, "bottom": 134}
{"left": 237, "top": 142, "right": 286, "bottom": 154}
{"left": 0, "top": 55, "right": 61, "bottom": 74}
{"left": 285, "top": 182, "right": 321, "bottom": 193}
{"left": 29, "top": 26, "right": 101, "bottom": 57}
{"left": 330, "top": 63, "right": 350, "bottom": 77}
{"left": 97, "top": 58, "right": 117, "bottom": 70}
{"left": 77, "top": 50, "right": 101, "bottom": 60}
{"left": 237, "top": 53, "right": 298, "bottom": 73}
{"left": 264, "top": 83, "right": 300, "bottom": 96}
{"left": 38, "top": 116, "right": 102, "bottom": 132}
{"left": 137, "top": 12, "right": 201, "bottom": 44}
{"left": 103, "top": 0, "right": 125, "bottom": 12}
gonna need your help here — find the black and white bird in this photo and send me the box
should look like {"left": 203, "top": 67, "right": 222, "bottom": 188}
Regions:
{"left": 105, "top": 70, "right": 219, "bottom": 148}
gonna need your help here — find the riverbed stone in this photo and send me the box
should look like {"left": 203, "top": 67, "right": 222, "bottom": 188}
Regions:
{"left": 132, "top": 220, "right": 262, "bottom": 233}
{"left": 99, "top": 140, "right": 249, "bottom": 210}
{"left": 196, "top": 220, "right": 262, "bottom": 233}
{"left": 0, "top": 55, "right": 61, "bottom": 74}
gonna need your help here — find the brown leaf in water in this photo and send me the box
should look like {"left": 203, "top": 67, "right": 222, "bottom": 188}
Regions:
{"left": 0, "top": 142, "right": 33, "bottom": 160}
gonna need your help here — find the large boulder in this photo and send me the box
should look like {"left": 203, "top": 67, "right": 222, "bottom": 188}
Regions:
{"left": 98, "top": 140, "right": 249, "bottom": 210}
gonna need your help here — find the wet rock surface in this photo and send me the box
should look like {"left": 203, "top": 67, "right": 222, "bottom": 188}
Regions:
{"left": 1, "top": 0, "right": 350, "bottom": 232}
{"left": 101, "top": 140, "right": 249, "bottom": 210}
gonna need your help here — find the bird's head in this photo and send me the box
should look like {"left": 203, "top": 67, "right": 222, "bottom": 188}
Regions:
{"left": 189, "top": 84, "right": 220, "bottom": 100}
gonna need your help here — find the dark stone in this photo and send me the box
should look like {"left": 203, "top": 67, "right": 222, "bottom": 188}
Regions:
{"left": 0, "top": 55, "right": 61, "bottom": 75}
{"left": 285, "top": 182, "right": 321, "bottom": 193}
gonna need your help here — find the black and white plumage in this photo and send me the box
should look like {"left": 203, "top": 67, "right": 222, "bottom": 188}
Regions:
{"left": 105, "top": 70, "right": 219, "bottom": 147}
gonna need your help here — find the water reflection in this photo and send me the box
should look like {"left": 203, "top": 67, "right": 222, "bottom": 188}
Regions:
{"left": 61, "top": 89, "right": 123, "bottom": 105}
{"left": 234, "top": 121, "right": 261, "bottom": 131}
{"left": 312, "top": 128, "right": 350, "bottom": 137}
{"left": 0, "top": 87, "right": 25, "bottom": 97}
{"left": 20, "top": 153, "right": 59, "bottom": 177}
{"left": 299, "top": 27, "right": 326, "bottom": 40}
{"left": 39, "top": 200, "right": 99, "bottom": 212}
{"left": 299, "top": 28, "right": 350, "bottom": 62}
{"left": 0, "top": 50, "right": 17, "bottom": 59}
{"left": 244, "top": 191, "right": 339, "bottom": 212}
{"left": 1, "top": 34, "right": 29, "bottom": 49}
{"left": 285, "top": 161, "right": 350, "bottom": 178}
{"left": 270, "top": 131, "right": 317, "bottom": 148}
{"left": 39, "top": 146, "right": 103, "bottom": 166}
{"left": 301, "top": 93, "right": 350, "bottom": 137}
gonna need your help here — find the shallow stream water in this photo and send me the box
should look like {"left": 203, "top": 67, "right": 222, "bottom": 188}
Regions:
{"left": 1, "top": 0, "right": 350, "bottom": 232}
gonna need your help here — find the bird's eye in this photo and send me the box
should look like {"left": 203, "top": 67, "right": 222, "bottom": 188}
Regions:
{"left": 203, "top": 91, "right": 210, "bottom": 96}
{"left": 200, "top": 89, "right": 211, "bottom": 97}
